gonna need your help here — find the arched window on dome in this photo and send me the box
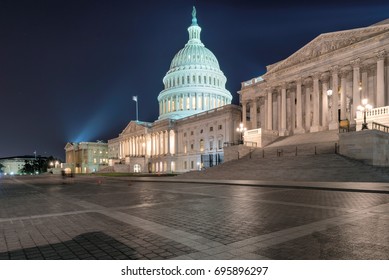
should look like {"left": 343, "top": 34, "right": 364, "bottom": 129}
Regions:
{"left": 173, "top": 79, "right": 175, "bottom": 87}
{"left": 192, "top": 75, "right": 196, "bottom": 83}
{"left": 204, "top": 76, "right": 206, "bottom": 84}
{"left": 198, "top": 75, "right": 201, "bottom": 84}
{"left": 209, "top": 76, "right": 212, "bottom": 85}
{"left": 182, "top": 76, "right": 185, "bottom": 85}
{"left": 187, "top": 76, "right": 190, "bottom": 84}
{"left": 214, "top": 77, "right": 216, "bottom": 86}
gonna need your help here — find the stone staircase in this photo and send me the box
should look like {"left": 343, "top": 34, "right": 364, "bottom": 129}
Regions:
{"left": 179, "top": 131, "right": 389, "bottom": 182}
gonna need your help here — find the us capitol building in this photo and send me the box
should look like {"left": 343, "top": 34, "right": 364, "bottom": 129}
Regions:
{"left": 105, "top": 8, "right": 240, "bottom": 173}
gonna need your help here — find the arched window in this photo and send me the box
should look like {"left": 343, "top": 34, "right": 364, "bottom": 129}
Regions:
{"left": 199, "top": 75, "right": 201, "bottom": 83}
{"left": 182, "top": 76, "right": 185, "bottom": 85}
{"left": 200, "top": 139, "right": 204, "bottom": 152}
{"left": 187, "top": 76, "right": 190, "bottom": 84}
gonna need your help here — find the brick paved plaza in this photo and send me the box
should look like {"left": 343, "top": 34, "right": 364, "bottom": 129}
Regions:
{"left": 0, "top": 175, "right": 388, "bottom": 260}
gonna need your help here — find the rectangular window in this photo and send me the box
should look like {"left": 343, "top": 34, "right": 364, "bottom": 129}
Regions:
{"left": 210, "top": 141, "right": 213, "bottom": 150}
{"left": 191, "top": 144, "right": 194, "bottom": 150}
{"left": 218, "top": 124, "right": 222, "bottom": 130}
{"left": 210, "top": 127, "right": 213, "bottom": 132}
{"left": 191, "top": 161, "right": 194, "bottom": 169}
{"left": 184, "top": 161, "right": 187, "bottom": 169}
{"left": 191, "top": 131, "right": 194, "bottom": 136}
{"left": 218, "top": 140, "right": 222, "bottom": 149}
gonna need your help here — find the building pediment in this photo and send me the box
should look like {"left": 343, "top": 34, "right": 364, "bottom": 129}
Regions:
{"left": 121, "top": 121, "right": 148, "bottom": 135}
{"left": 266, "top": 23, "right": 389, "bottom": 74}
{"left": 64, "top": 142, "right": 75, "bottom": 150}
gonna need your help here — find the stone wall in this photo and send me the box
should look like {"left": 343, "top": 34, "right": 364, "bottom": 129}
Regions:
{"left": 224, "top": 145, "right": 253, "bottom": 162}
{"left": 339, "top": 130, "right": 389, "bottom": 166}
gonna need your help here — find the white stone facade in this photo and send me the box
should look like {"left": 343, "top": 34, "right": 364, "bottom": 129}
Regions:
{"left": 110, "top": 105, "right": 241, "bottom": 173}
{"left": 240, "top": 20, "right": 389, "bottom": 146}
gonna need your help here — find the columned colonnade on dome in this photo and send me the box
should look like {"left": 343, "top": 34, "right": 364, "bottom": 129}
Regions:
{"left": 159, "top": 93, "right": 228, "bottom": 115}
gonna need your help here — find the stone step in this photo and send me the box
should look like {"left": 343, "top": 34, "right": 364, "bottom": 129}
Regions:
{"left": 179, "top": 153, "right": 389, "bottom": 182}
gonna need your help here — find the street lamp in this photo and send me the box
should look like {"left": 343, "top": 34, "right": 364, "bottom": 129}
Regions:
{"left": 236, "top": 122, "right": 247, "bottom": 144}
{"left": 357, "top": 98, "right": 373, "bottom": 130}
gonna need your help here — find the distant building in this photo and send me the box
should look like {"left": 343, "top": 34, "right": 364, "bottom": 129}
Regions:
{"left": 0, "top": 155, "right": 44, "bottom": 175}
{"left": 64, "top": 141, "right": 108, "bottom": 173}
{"left": 107, "top": 8, "right": 242, "bottom": 173}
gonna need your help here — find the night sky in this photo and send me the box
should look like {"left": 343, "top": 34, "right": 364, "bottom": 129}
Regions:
{"left": 1, "top": 0, "right": 388, "bottom": 160}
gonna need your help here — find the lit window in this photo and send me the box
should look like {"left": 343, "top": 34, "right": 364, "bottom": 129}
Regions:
{"left": 200, "top": 139, "right": 204, "bottom": 152}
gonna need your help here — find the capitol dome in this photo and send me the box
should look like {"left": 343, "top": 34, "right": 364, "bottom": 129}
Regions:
{"left": 157, "top": 7, "right": 232, "bottom": 120}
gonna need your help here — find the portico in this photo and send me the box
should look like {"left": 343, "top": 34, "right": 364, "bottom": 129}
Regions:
{"left": 239, "top": 21, "right": 389, "bottom": 147}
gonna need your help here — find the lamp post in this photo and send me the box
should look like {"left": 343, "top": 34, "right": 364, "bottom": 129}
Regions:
{"left": 357, "top": 98, "right": 373, "bottom": 130}
{"left": 236, "top": 122, "right": 247, "bottom": 145}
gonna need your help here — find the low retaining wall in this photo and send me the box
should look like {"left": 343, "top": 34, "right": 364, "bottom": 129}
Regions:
{"left": 339, "top": 130, "right": 389, "bottom": 166}
{"left": 224, "top": 145, "right": 253, "bottom": 162}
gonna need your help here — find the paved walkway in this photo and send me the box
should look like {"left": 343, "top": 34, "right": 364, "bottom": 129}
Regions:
{"left": 0, "top": 175, "right": 388, "bottom": 260}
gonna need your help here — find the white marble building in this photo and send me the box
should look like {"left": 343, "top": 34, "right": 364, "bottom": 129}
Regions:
{"left": 240, "top": 19, "right": 389, "bottom": 147}
{"left": 108, "top": 8, "right": 241, "bottom": 173}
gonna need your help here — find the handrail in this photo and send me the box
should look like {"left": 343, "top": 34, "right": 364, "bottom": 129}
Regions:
{"left": 372, "top": 122, "right": 389, "bottom": 133}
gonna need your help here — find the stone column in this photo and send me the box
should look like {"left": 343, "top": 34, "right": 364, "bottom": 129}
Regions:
{"left": 280, "top": 83, "right": 288, "bottom": 136}
{"left": 340, "top": 70, "right": 348, "bottom": 120}
{"left": 277, "top": 90, "right": 281, "bottom": 130}
{"left": 329, "top": 66, "right": 339, "bottom": 130}
{"left": 165, "top": 131, "right": 168, "bottom": 155}
{"left": 376, "top": 50, "right": 386, "bottom": 107}
{"left": 290, "top": 89, "right": 296, "bottom": 133}
{"left": 242, "top": 101, "right": 247, "bottom": 127}
{"left": 351, "top": 58, "right": 361, "bottom": 123}
{"left": 252, "top": 98, "right": 258, "bottom": 129}
{"left": 267, "top": 88, "right": 273, "bottom": 130}
{"left": 311, "top": 73, "right": 321, "bottom": 132}
{"left": 304, "top": 78, "right": 312, "bottom": 131}
{"left": 361, "top": 66, "right": 368, "bottom": 100}
{"left": 321, "top": 73, "right": 330, "bottom": 129}
{"left": 295, "top": 78, "right": 304, "bottom": 134}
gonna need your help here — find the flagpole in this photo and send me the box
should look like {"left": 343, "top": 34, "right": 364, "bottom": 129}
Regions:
{"left": 133, "top": 96, "right": 139, "bottom": 122}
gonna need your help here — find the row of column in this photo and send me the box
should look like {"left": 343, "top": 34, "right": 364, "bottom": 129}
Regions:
{"left": 160, "top": 93, "right": 227, "bottom": 115}
{"left": 118, "top": 130, "right": 175, "bottom": 159}
{"left": 244, "top": 50, "right": 386, "bottom": 134}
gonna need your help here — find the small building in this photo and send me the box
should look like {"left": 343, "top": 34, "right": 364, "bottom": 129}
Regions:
{"left": 0, "top": 155, "right": 46, "bottom": 175}
{"left": 64, "top": 141, "right": 108, "bottom": 174}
